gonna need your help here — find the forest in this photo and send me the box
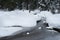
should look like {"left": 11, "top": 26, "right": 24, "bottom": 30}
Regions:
{"left": 0, "top": 0, "right": 60, "bottom": 13}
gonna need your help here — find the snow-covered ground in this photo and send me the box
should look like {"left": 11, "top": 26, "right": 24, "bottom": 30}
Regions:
{"left": 0, "top": 27, "right": 23, "bottom": 37}
{"left": 0, "top": 9, "right": 60, "bottom": 37}
{"left": 0, "top": 9, "right": 41, "bottom": 37}
{"left": 37, "top": 11, "right": 60, "bottom": 28}
{"left": 0, "top": 10, "right": 38, "bottom": 27}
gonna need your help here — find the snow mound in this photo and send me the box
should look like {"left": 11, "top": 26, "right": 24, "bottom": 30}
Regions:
{"left": 39, "top": 11, "right": 60, "bottom": 28}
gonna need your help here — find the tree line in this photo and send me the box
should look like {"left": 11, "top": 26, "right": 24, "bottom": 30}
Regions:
{"left": 0, "top": 0, "right": 60, "bottom": 13}
{"left": 0, "top": 0, "right": 38, "bottom": 11}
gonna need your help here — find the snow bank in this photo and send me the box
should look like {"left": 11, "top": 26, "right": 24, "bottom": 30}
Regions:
{"left": 0, "top": 9, "right": 38, "bottom": 27}
{"left": 39, "top": 11, "right": 60, "bottom": 28}
{"left": 0, "top": 27, "right": 23, "bottom": 37}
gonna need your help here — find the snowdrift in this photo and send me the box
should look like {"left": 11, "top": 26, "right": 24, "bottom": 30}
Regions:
{"left": 39, "top": 11, "right": 60, "bottom": 28}
{"left": 0, "top": 9, "right": 38, "bottom": 27}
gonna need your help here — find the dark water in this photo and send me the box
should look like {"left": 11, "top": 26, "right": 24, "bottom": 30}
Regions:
{"left": 0, "top": 28, "right": 59, "bottom": 40}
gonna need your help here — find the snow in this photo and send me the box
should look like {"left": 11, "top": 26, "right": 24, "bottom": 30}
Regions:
{"left": 26, "top": 32, "right": 30, "bottom": 35}
{"left": 0, "top": 9, "right": 60, "bottom": 37}
{"left": 0, "top": 9, "right": 40, "bottom": 37}
{"left": 38, "top": 27, "right": 41, "bottom": 29}
{"left": 0, "top": 9, "right": 38, "bottom": 27}
{"left": 39, "top": 11, "right": 60, "bottom": 28}
{"left": 0, "top": 27, "right": 23, "bottom": 37}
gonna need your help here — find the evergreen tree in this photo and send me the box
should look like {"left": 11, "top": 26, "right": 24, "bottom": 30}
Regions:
{"left": 0, "top": 0, "right": 60, "bottom": 12}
